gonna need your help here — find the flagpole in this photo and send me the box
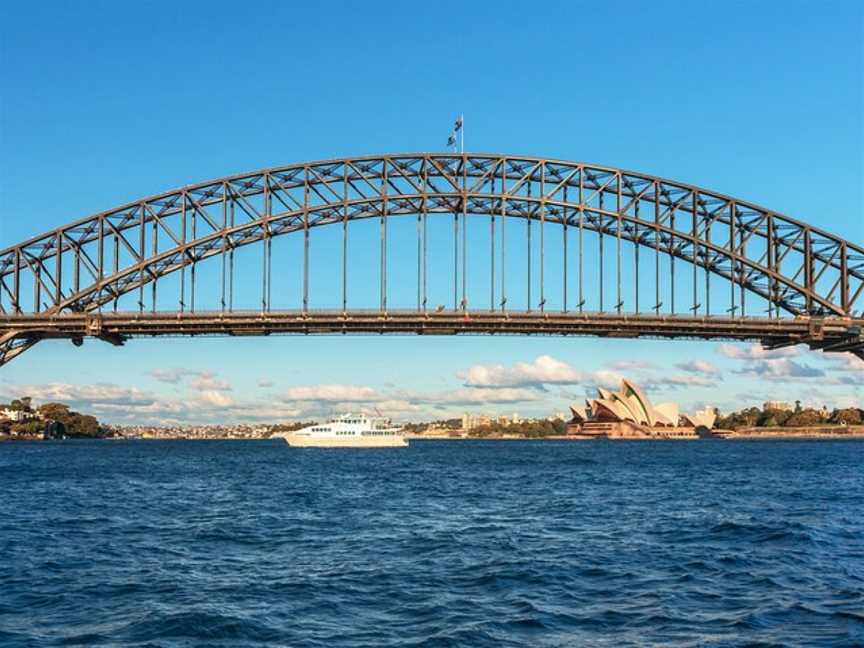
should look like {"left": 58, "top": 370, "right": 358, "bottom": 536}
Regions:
{"left": 460, "top": 113, "right": 464, "bottom": 154}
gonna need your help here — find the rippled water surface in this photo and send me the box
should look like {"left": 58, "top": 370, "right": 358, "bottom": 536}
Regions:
{"left": 1, "top": 439, "right": 863, "bottom": 647}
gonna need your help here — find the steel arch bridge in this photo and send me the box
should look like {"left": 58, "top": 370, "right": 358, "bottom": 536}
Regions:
{"left": 1, "top": 153, "right": 863, "bottom": 366}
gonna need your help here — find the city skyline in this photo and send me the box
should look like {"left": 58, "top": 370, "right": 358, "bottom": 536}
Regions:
{"left": 3, "top": 337, "right": 862, "bottom": 426}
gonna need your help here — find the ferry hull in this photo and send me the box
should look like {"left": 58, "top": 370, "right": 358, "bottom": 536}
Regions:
{"left": 282, "top": 434, "right": 408, "bottom": 448}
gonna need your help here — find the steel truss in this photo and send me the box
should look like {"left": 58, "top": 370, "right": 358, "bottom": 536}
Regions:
{"left": 1, "top": 153, "right": 862, "bottom": 366}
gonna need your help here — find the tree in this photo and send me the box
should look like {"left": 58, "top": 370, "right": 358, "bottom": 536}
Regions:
{"left": 9, "top": 397, "right": 33, "bottom": 412}
{"left": 783, "top": 409, "right": 822, "bottom": 427}
{"left": 72, "top": 414, "right": 100, "bottom": 436}
{"left": 716, "top": 406, "right": 761, "bottom": 430}
{"left": 38, "top": 402, "right": 103, "bottom": 437}
{"left": 830, "top": 408, "right": 862, "bottom": 426}
{"left": 11, "top": 420, "right": 43, "bottom": 437}
{"left": 464, "top": 418, "right": 558, "bottom": 438}
{"left": 760, "top": 414, "right": 779, "bottom": 428}
{"left": 39, "top": 403, "right": 71, "bottom": 422}
{"left": 758, "top": 408, "right": 792, "bottom": 427}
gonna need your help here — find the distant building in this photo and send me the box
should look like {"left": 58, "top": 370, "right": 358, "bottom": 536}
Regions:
{"left": 461, "top": 412, "right": 523, "bottom": 431}
{"left": 0, "top": 408, "right": 38, "bottom": 422}
{"left": 763, "top": 401, "right": 793, "bottom": 412}
{"left": 568, "top": 379, "right": 717, "bottom": 439}
{"left": 1, "top": 408, "right": 22, "bottom": 422}
{"left": 462, "top": 413, "right": 494, "bottom": 431}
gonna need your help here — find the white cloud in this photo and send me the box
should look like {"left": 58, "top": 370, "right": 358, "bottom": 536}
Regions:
{"left": 733, "top": 358, "right": 824, "bottom": 379}
{"left": 456, "top": 355, "right": 630, "bottom": 395}
{"left": 715, "top": 343, "right": 827, "bottom": 382}
{"left": 610, "top": 360, "right": 654, "bottom": 370}
{"left": 409, "top": 387, "right": 543, "bottom": 405}
{"left": 149, "top": 368, "right": 231, "bottom": 392}
{"left": 196, "top": 391, "right": 235, "bottom": 407}
{"left": 149, "top": 368, "right": 193, "bottom": 384}
{"left": 716, "top": 343, "right": 802, "bottom": 360}
{"left": 257, "top": 378, "right": 274, "bottom": 388}
{"left": 589, "top": 370, "right": 627, "bottom": 390}
{"left": 836, "top": 373, "right": 864, "bottom": 386}
{"left": 675, "top": 359, "right": 720, "bottom": 376}
{"left": 459, "top": 354, "right": 583, "bottom": 388}
{"left": 281, "top": 384, "right": 379, "bottom": 402}
{"left": 0, "top": 382, "right": 197, "bottom": 423}
{"left": 823, "top": 355, "right": 864, "bottom": 372}
{"left": 2, "top": 382, "right": 157, "bottom": 407}
{"left": 831, "top": 394, "right": 864, "bottom": 408}
{"left": 189, "top": 372, "right": 232, "bottom": 392}
{"left": 641, "top": 374, "right": 720, "bottom": 388}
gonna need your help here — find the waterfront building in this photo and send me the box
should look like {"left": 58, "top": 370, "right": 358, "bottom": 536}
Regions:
{"left": 763, "top": 401, "right": 794, "bottom": 412}
{"left": 0, "top": 408, "right": 23, "bottom": 422}
{"left": 0, "top": 408, "right": 39, "bottom": 422}
{"left": 568, "top": 379, "right": 717, "bottom": 439}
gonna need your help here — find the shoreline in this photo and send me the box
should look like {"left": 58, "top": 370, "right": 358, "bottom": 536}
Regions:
{"left": 716, "top": 426, "right": 864, "bottom": 439}
{"left": 410, "top": 433, "right": 864, "bottom": 441}
{"left": 5, "top": 430, "right": 864, "bottom": 442}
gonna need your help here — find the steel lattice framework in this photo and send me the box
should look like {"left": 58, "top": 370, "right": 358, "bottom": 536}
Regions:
{"left": 1, "top": 153, "right": 862, "bottom": 366}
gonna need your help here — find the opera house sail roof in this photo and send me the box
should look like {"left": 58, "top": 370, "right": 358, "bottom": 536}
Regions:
{"left": 576, "top": 379, "right": 716, "bottom": 431}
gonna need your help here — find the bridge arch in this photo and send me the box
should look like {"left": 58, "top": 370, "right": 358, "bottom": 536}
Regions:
{"left": 1, "top": 153, "right": 862, "bottom": 364}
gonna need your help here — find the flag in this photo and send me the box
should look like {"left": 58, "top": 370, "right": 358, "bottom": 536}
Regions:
{"left": 447, "top": 132, "right": 456, "bottom": 147}
{"left": 454, "top": 115, "right": 463, "bottom": 131}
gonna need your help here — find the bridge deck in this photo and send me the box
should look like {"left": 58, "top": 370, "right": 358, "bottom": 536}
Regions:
{"left": 2, "top": 310, "right": 862, "bottom": 358}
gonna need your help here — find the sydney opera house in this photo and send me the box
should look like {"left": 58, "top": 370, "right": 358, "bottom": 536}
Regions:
{"left": 568, "top": 379, "right": 717, "bottom": 439}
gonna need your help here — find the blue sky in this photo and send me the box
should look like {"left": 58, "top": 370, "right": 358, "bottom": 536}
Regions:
{"left": 1, "top": 0, "right": 862, "bottom": 424}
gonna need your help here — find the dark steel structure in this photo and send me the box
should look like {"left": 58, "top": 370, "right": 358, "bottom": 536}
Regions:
{"left": 1, "top": 153, "right": 862, "bottom": 366}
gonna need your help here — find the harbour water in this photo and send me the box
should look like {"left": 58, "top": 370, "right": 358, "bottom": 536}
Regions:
{"left": 1, "top": 439, "right": 862, "bottom": 646}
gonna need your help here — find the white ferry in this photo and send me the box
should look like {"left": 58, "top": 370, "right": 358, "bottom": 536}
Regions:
{"left": 278, "top": 413, "right": 408, "bottom": 448}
